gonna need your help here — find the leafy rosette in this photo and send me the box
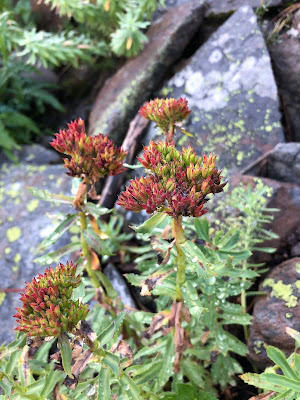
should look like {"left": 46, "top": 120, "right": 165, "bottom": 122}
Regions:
{"left": 14, "top": 262, "right": 88, "bottom": 337}
{"left": 117, "top": 141, "right": 226, "bottom": 219}
{"left": 139, "top": 98, "right": 191, "bottom": 133}
{"left": 51, "top": 118, "right": 127, "bottom": 182}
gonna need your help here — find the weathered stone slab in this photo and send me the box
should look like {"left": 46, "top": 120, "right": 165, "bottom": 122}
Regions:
{"left": 248, "top": 258, "right": 300, "bottom": 369}
{"left": 143, "top": 6, "right": 284, "bottom": 176}
{"left": 88, "top": 0, "right": 206, "bottom": 143}
{"left": 205, "top": 0, "right": 284, "bottom": 17}
{"left": 268, "top": 31, "right": 300, "bottom": 141}
{"left": 0, "top": 152, "right": 73, "bottom": 343}
{"left": 267, "top": 143, "right": 300, "bottom": 184}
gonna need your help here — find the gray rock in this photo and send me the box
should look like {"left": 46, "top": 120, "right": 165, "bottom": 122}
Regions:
{"left": 205, "top": 0, "right": 284, "bottom": 17}
{"left": 143, "top": 6, "right": 284, "bottom": 176}
{"left": 103, "top": 264, "right": 136, "bottom": 308}
{"left": 88, "top": 0, "right": 206, "bottom": 143}
{"left": 0, "top": 160, "right": 73, "bottom": 343}
{"left": 268, "top": 32, "right": 300, "bottom": 141}
{"left": 0, "top": 144, "right": 61, "bottom": 165}
{"left": 248, "top": 257, "right": 300, "bottom": 369}
{"left": 267, "top": 143, "right": 300, "bottom": 184}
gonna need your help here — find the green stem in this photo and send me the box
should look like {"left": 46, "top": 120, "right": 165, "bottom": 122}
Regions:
{"left": 173, "top": 216, "right": 186, "bottom": 301}
{"left": 79, "top": 211, "right": 99, "bottom": 288}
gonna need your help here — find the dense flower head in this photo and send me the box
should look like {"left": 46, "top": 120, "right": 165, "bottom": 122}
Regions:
{"left": 51, "top": 119, "right": 127, "bottom": 182}
{"left": 117, "top": 141, "right": 226, "bottom": 218}
{"left": 14, "top": 262, "right": 88, "bottom": 337}
{"left": 139, "top": 98, "right": 191, "bottom": 133}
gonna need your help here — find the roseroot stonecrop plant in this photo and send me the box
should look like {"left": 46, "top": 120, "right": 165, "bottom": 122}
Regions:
{"left": 0, "top": 97, "right": 280, "bottom": 399}
{"left": 118, "top": 97, "right": 226, "bottom": 374}
{"left": 14, "top": 261, "right": 88, "bottom": 338}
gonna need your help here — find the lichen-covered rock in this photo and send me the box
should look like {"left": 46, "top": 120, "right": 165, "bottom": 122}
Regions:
{"left": 0, "top": 144, "right": 61, "bottom": 165}
{"left": 0, "top": 151, "right": 73, "bottom": 343}
{"left": 268, "top": 31, "right": 300, "bottom": 141}
{"left": 248, "top": 258, "right": 300, "bottom": 369}
{"left": 144, "top": 6, "right": 284, "bottom": 176}
{"left": 88, "top": 0, "right": 205, "bottom": 143}
{"left": 205, "top": 0, "right": 284, "bottom": 17}
{"left": 266, "top": 143, "right": 300, "bottom": 185}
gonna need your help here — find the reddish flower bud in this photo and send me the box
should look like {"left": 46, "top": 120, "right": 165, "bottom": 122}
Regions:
{"left": 14, "top": 261, "right": 88, "bottom": 338}
{"left": 139, "top": 98, "right": 191, "bottom": 134}
{"left": 51, "top": 119, "right": 127, "bottom": 182}
{"left": 117, "top": 140, "right": 226, "bottom": 219}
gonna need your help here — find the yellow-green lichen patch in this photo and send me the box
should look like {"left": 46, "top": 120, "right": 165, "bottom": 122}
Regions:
{"left": 263, "top": 279, "right": 298, "bottom": 308}
{"left": 6, "top": 227, "right": 22, "bottom": 242}
{"left": 296, "top": 263, "right": 300, "bottom": 274}
{"left": 14, "top": 253, "right": 21, "bottom": 264}
{"left": 27, "top": 199, "right": 39, "bottom": 213}
{"left": 4, "top": 247, "right": 11, "bottom": 254}
{"left": 0, "top": 292, "right": 6, "bottom": 306}
{"left": 12, "top": 265, "right": 19, "bottom": 272}
{"left": 7, "top": 217, "right": 14, "bottom": 222}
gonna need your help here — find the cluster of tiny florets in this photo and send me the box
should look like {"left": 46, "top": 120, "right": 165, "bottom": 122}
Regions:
{"left": 117, "top": 140, "right": 225, "bottom": 219}
{"left": 139, "top": 98, "right": 191, "bottom": 133}
{"left": 14, "top": 262, "right": 88, "bottom": 337}
{"left": 51, "top": 118, "right": 127, "bottom": 182}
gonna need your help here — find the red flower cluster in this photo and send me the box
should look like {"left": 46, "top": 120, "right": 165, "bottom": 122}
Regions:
{"left": 117, "top": 141, "right": 225, "bottom": 219}
{"left": 51, "top": 119, "right": 127, "bottom": 182}
{"left": 14, "top": 262, "right": 88, "bottom": 337}
{"left": 139, "top": 98, "right": 191, "bottom": 133}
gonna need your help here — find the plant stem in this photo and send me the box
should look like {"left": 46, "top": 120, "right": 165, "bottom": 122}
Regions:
{"left": 173, "top": 216, "right": 186, "bottom": 301}
{"left": 79, "top": 211, "right": 99, "bottom": 288}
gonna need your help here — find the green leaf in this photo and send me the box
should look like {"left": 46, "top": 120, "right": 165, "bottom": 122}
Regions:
{"left": 176, "top": 383, "right": 196, "bottom": 400}
{"left": 271, "top": 390, "right": 296, "bottom": 400}
{"left": 95, "top": 271, "right": 118, "bottom": 299}
{"left": 131, "top": 212, "right": 167, "bottom": 234}
{"left": 97, "top": 322, "right": 115, "bottom": 346}
{"left": 267, "top": 347, "right": 298, "bottom": 380}
{"left": 40, "top": 368, "right": 62, "bottom": 397}
{"left": 134, "top": 361, "right": 163, "bottom": 385}
{"left": 252, "top": 247, "right": 276, "bottom": 253}
{"left": 34, "top": 242, "right": 81, "bottom": 264}
{"left": 184, "top": 240, "right": 209, "bottom": 265}
{"left": 82, "top": 202, "right": 113, "bottom": 216}
{"left": 294, "top": 354, "right": 300, "bottom": 375}
{"left": 82, "top": 228, "right": 113, "bottom": 256}
{"left": 102, "top": 352, "right": 119, "bottom": 377}
{"left": 181, "top": 359, "right": 205, "bottom": 389}
{"left": 262, "top": 373, "right": 300, "bottom": 391}
{"left": 25, "top": 378, "right": 46, "bottom": 395}
{"left": 240, "top": 373, "right": 285, "bottom": 393}
{"left": 182, "top": 281, "right": 205, "bottom": 318}
{"left": 26, "top": 187, "right": 74, "bottom": 205}
{"left": 286, "top": 327, "right": 300, "bottom": 349}
{"left": 58, "top": 334, "right": 73, "bottom": 378}
{"left": 5, "top": 349, "right": 22, "bottom": 375}
{"left": 218, "top": 231, "right": 239, "bottom": 250}
{"left": 72, "top": 281, "right": 85, "bottom": 302}
{"left": 97, "top": 367, "right": 111, "bottom": 400}
{"left": 158, "top": 335, "right": 174, "bottom": 387}
{"left": 37, "top": 214, "right": 78, "bottom": 251}
{"left": 120, "top": 373, "right": 140, "bottom": 400}
{"left": 194, "top": 218, "right": 210, "bottom": 242}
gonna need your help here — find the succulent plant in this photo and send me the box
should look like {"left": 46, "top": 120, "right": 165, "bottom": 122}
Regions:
{"left": 117, "top": 140, "right": 225, "bottom": 218}
{"left": 14, "top": 262, "right": 88, "bottom": 337}
{"left": 51, "top": 118, "right": 127, "bottom": 183}
{"left": 139, "top": 97, "right": 191, "bottom": 138}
